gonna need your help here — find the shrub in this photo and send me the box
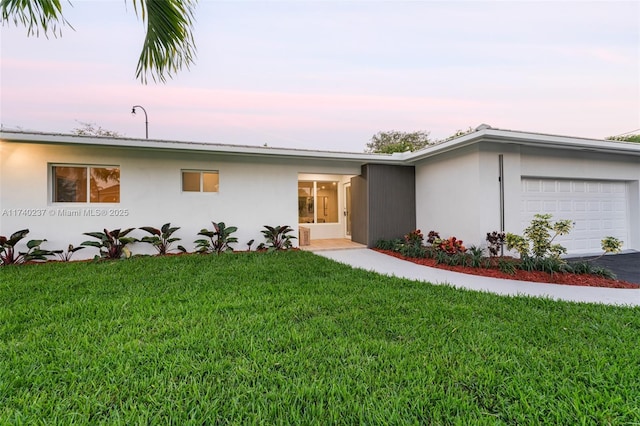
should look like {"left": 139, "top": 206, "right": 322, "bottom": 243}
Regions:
{"left": 435, "top": 236, "right": 466, "bottom": 255}
{"left": 506, "top": 214, "right": 572, "bottom": 261}
{"left": 486, "top": 231, "right": 505, "bottom": 257}
{"left": 0, "top": 229, "right": 53, "bottom": 265}
{"left": 82, "top": 228, "right": 137, "bottom": 260}
{"left": 195, "top": 222, "right": 238, "bottom": 254}
{"left": 404, "top": 229, "right": 424, "bottom": 247}
{"left": 140, "top": 223, "right": 186, "bottom": 255}
{"left": 394, "top": 229, "right": 427, "bottom": 258}
{"left": 498, "top": 258, "right": 517, "bottom": 275}
{"left": 375, "top": 238, "right": 404, "bottom": 251}
{"left": 467, "top": 246, "right": 484, "bottom": 268}
{"left": 399, "top": 244, "right": 427, "bottom": 259}
{"left": 434, "top": 250, "right": 449, "bottom": 265}
{"left": 519, "top": 256, "right": 565, "bottom": 275}
{"left": 260, "top": 225, "right": 297, "bottom": 251}
{"left": 601, "top": 236, "right": 623, "bottom": 254}
{"left": 426, "top": 231, "right": 440, "bottom": 244}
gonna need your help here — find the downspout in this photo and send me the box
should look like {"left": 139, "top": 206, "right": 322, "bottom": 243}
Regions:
{"left": 498, "top": 154, "right": 505, "bottom": 256}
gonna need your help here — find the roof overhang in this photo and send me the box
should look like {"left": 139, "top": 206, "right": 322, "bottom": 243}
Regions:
{"left": 0, "top": 131, "right": 407, "bottom": 165}
{"left": 2, "top": 128, "right": 639, "bottom": 166}
{"left": 404, "top": 127, "right": 640, "bottom": 163}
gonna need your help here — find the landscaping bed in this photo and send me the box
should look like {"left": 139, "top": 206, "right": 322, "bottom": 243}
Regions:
{"left": 375, "top": 249, "right": 639, "bottom": 289}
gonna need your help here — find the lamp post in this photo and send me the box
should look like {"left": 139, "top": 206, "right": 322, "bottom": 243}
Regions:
{"left": 131, "top": 105, "right": 148, "bottom": 139}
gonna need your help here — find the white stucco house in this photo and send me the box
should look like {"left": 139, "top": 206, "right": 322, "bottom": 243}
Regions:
{"left": 1, "top": 125, "right": 639, "bottom": 259}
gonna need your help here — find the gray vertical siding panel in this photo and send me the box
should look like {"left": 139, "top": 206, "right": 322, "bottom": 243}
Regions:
{"left": 366, "top": 164, "right": 416, "bottom": 246}
{"left": 350, "top": 168, "right": 369, "bottom": 245}
{"left": 350, "top": 164, "right": 416, "bottom": 247}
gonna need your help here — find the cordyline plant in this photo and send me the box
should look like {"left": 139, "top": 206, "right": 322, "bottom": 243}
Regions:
{"left": 139, "top": 223, "right": 186, "bottom": 255}
{"left": 486, "top": 231, "right": 506, "bottom": 257}
{"left": 426, "top": 231, "right": 440, "bottom": 244}
{"left": 259, "top": 225, "right": 297, "bottom": 251}
{"left": 195, "top": 221, "right": 238, "bottom": 254}
{"left": 0, "top": 229, "right": 53, "bottom": 265}
{"left": 505, "top": 214, "right": 573, "bottom": 261}
{"left": 81, "top": 228, "right": 137, "bottom": 260}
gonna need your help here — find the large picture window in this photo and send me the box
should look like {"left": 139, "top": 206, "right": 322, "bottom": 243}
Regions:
{"left": 52, "top": 165, "right": 120, "bottom": 203}
{"left": 298, "top": 181, "right": 338, "bottom": 223}
{"left": 182, "top": 170, "right": 219, "bottom": 192}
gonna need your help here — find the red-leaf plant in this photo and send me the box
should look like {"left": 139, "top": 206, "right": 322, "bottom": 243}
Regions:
{"left": 436, "top": 236, "right": 466, "bottom": 255}
{"left": 0, "top": 229, "right": 53, "bottom": 265}
{"left": 81, "top": 228, "right": 137, "bottom": 260}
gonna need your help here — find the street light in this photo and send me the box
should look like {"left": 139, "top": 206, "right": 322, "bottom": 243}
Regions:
{"left": 131, "top": 105, "right": 148, "bottom": 139}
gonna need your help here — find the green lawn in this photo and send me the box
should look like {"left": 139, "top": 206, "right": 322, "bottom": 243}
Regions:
{"left": 1, "top": 251, "right": 639, "bottom": 424}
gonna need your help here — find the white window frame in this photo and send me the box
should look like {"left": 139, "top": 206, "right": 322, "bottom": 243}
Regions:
{"left": 50, "top": 164, "right": 120, "bottom": 204}
{"left": 181, "top": 170, "right": 220, "bottom": 193}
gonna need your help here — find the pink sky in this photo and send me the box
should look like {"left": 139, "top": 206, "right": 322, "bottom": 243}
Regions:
{"left": 1, "top": 1, "right": 638, "bottom": 151}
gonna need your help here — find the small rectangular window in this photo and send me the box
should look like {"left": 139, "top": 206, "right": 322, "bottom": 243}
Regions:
{"left": 182, "top": 171, "right": 201, "bottom": 192}
{"left": 202, "top": 172, "right": 219, "bottom": 192}
{"left": 52, "top": 165, "right": 119, "bottom": 203}
{"left": 182, "top": 170, "right": 219, "bottom": 193}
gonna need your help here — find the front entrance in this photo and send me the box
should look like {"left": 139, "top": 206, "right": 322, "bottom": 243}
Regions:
{"left": 298, "top": 173, "right": 355, "bottom": 241}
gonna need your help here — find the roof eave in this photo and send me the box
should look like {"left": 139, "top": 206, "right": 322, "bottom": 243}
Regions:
{"left": 404, "top": 128, "right": 640, "bottom": 162}
{"left": 0, "top": 131, "right": 407, "bottom": 165}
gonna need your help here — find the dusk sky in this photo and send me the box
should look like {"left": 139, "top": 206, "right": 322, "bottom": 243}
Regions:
{"left": 1, "top": 1, "right": 638, "bottom": 152}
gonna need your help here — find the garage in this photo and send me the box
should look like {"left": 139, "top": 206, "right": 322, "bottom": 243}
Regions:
{"left": 521, "top": 178, "right": 629, "bottom": 255}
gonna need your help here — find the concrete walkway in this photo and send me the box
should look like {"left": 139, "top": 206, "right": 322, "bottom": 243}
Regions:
{"left": 316, "top": 249, "right": 640, "bottom": 307}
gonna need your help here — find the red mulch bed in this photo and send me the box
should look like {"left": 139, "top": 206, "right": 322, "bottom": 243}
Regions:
{"left": 375, "top": 249, "right": 639, "bottom": 289}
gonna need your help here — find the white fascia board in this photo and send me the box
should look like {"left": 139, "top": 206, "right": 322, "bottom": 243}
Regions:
{"left": 0, "top": 131, "right": 406, "bottom": 165}
{"left": 404, "top": 128, "right": 640, "bottom": 163}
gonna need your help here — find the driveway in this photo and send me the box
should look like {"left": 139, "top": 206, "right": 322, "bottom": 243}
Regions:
{"left": 569, "top": 252, "right": 640, "bottom": 284}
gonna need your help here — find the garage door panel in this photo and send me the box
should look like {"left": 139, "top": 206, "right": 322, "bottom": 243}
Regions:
{"left": 559, "top": 200, "right": 572, "bottom": 212}
{"left": 520, "top": 178, "right": 629, "bottom": 255}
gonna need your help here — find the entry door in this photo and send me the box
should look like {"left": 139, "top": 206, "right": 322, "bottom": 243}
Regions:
{"left": 344, "top": 183, "right": 352, "bottom": 237}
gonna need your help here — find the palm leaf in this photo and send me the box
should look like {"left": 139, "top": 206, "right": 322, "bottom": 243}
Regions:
{"left": 0, "top": 0, "right": 70, "bottom": 37}
{"left": 133, "top": 0, "right": 197, "bottom": 83}
{"left": 2, "top": 0, "right": 196, "bottom": 83}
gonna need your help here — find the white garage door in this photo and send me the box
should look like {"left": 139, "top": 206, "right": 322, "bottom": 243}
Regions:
{"left": 521, "top": 179, "right": 629, "bottom": 255}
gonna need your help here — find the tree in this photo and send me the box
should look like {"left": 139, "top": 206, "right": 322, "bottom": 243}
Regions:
{"left": 436, "top": 127, "right": 474, "bottom": 143}
{"left": 366, "top": 130, "right": 432, "bottom": 154}
{"left": 1, "top": 0, "right": 196, "bottom": 83}
{"left": 71, "top": 121, "right": 122, "bottom": 137}
{"left": 606, "top": 134, "right": 640, "bottom": 143}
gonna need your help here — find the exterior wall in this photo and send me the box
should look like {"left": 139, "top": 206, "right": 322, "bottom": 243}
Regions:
{"left": 0, "top": 141, "right": 359, "bottom": 258}
{"left": 415, "top": 146, "right": 487, "bottom": 247}
{"left": 351, "top": 164, "right": 416, "bottom": 247}
{"left": 415, "top": 142, "right": 640, "bottom": 252}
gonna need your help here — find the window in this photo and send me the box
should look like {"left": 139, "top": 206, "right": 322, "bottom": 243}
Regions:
{"left": 52, "top": 165, "right": 120, "bottom": 203}
{"left": 182, "top": 170, "right": 219, "bottom": 192}
{"left": 298, "top": 180, "right": 338, "bottom": 223}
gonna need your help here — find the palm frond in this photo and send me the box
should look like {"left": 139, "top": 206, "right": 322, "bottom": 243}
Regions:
{"left": 0, "top": 0, "right": 70, "bottom": 37}
{"left": 133, "top": 0, "right": 197, "bottom": 83}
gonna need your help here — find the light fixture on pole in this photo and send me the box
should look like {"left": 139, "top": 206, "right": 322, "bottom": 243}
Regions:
{"left": 131, "top": 105, "right": 148, "bottom": 139}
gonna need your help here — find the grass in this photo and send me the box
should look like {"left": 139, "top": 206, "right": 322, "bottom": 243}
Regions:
{"left": 1, "top": 251, "right": 639, "bottom": 424}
